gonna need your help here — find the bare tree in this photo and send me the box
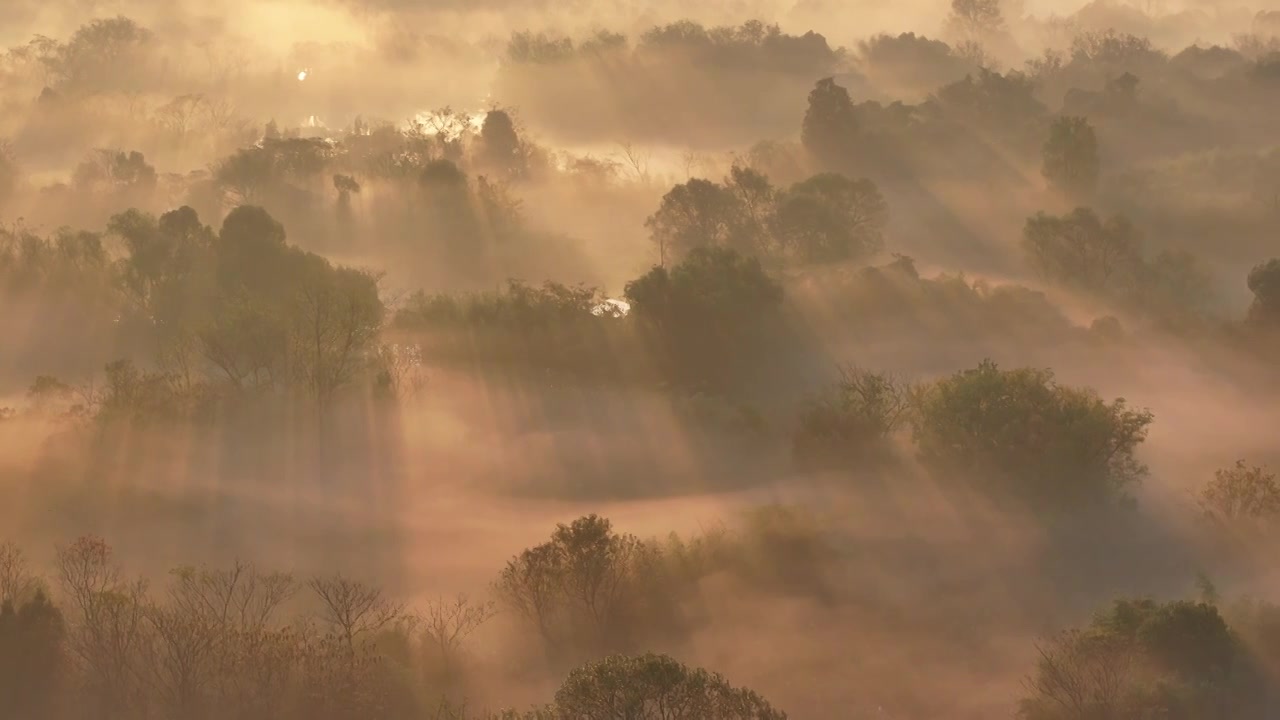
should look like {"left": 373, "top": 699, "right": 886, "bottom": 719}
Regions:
{"left": 616, "top": 142, "right": 652, "bottom": 184}
{"left": 308, "top": 575, "right": 404, "bottom": 651}
{"left": 57, "top": 536, "right": 150, "bottom": 720}
{"left": 1024, "top": 630, "right": 1135, "bottom": 719}
{"left": 0, "top": 540, "right": 35, "bottom": 606}
{"left": 421, "top": 595, "right": 497, "bottom": 679}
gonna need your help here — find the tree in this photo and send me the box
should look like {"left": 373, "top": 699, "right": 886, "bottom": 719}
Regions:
{"left": 726, "top": 165, "right": 777, "bottom": 254}
{"left": 308, "top": 576, "right": 403, "bottom": 652}
{"left": 0, "top": 590, "right": 67, "bottom": 720}
{"left": 0, "top": 142, "right": 18, "bottom": 208}
{"left": 289, "top": 263, "right": 384, "bottom": 407}
{"left": 625, "top": 247, "right": 783, "bottom": 385}
{"left": 421, "top": 595, "right": 496, "bottom": 681}
{"left": 1246, "top": 258, "right": 1280, "bottom": 329}
{"left": 947, "top": 0, "right": 1004, "bottom": 41}
{"left": 554, "top": 653, "right": 788, "bottom": 720}
{"left": 645, "top": 178, "right": 744, "bottom": 264}
{"left": 111, "top": 205, "right": 215, "bottom": 329}
{"left": 56, "top": 537, "right": 148, "bottom": 720}
{"left": 801, "top": 78, "right": 859, "bottom": 163}
{"left": 477, "top": 109, "right": 526, "bottom": 180}
{"left": 1022, "top": 209, "right": 1142, "bottom": 293}
{"left": 1021, "top": 629, "right": 1136, "bottom": 720}
{"left": 1021, "top": 598, "right": 1255, "bottom": 720}
{"left": 773, "top": 173, "right": 888, "bottom": 263}
{"left": 0, "top": 541, "right": 35, "bottom": 607}
{"left": 333, "top": 174, "right": 361, "bottom": 204}
{"left": 1042, "top": 116, "right": 1100, "bottom": 199}
{"left": 1200, "top": 461, "right": 1280, "bottom": 524}
{"left": 793, "top": 366, "right": 912, "bottom": 468}
{"left": 913, "top": 361, "right": 1153, "bottom": 509}
{"left": 72, "top": 150, "right": 157, "bottom": 192}
{"left": 47, "top": 16, "right": 152, "bottom": 94}
{"left": 495, "top": 515, "right": 643, "bottom": 658}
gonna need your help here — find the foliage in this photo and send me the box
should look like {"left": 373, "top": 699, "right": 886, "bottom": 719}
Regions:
{"left": 625, "top": 247, "right": 783, "bottom": 387}
{"left": 793, "top": 366, "right": 912, "bottom": 469}
{"left": 495, "top": 515, "right": 646, "bottom": 659}
{"left": 72, "top": 149, "right": 157, "bottom": 192}
{"left": 1022, "top": 209, "right": 1214, "bottom": 325}
{"left": 1042, "top": 116, "right": 1100, "bottom": 199}
{"left": 773, "top": 173, "right": 887, "bottom": 263}
{"left": 1200, "top": 460, "right": 1280, "bottom": 524}
{"left": 1020, "top": 598, "right": 1268, "bottom": 720}
{"left": 913, "top": 360, "right": 1153, "bottom": 509}
{"left": 476, "top": 110, "right": 528, "bottom": 180}
{"left": 1070, "top": 30, "right": 1164, "bottom": 66}
{"left": 554, "top": 653, "right": 787, "bottom": 720}
{"left": 931, "top": 68, "right": 1045, "bottom": 130}
{"left": 646, "top": 178, "right": 747, "bottom": 263}
{"left": 196, "top": 206, "right": 384, "bottom": 402}
{"left": 393, "top": 280, "right": 616, "bottom": 375}
{"left": 0, "top": 590, "right": 66, "bottom": 720}
{"left": 947, "top": 0, "right": 1004, "bottom": 41}
{"left": 647, "top": 167, "right": 888, "bottom": 265}
{"left": 801, "top": 78, "right": 859, "bottom": 162}
{"left": 1023, "top": 208, "right": 1142, "bottom": 293}
{"left": 1246, "top": 258, "right": 1280, "bottom": 329}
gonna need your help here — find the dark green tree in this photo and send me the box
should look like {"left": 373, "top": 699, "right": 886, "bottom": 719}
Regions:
{"left": 0, "top": 591, "right": 67, "bottom": 720}
{"left": 554, "top": 653, "right": 787, "bottom": 720}
{"left": 800, "top": 78, "right": 859, "bottom": 163}
{"left": 645, "top": 179, "right": 744, "bottom": 264}
{"left": 1042, "top": 116, "right": 1100, "bottom": 199}
{"left": 1022, "top": 208, "right": 1142, "bottom": 293}
{"left": 625, "top": 247, "right": 783, "bottom": 385}
{"left": 773, "top": 173, "right": 888, "bottom": 263}
{"left": 913, "top": 360, "right": 1153, "bottom": 509}
{"left": 793, "top": 366, "right": 912, "bottom": 468}
{"left": 477, "top": 109, "right": 526, "bottom": 180}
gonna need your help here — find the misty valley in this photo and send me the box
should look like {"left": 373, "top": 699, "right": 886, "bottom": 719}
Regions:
{"left": 3, "top": 0, "right": 1280, "bottom": 718}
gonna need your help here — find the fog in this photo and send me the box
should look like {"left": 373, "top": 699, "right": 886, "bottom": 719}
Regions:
{"left": 3, "top": 0, "right": 1280, "bottom": 718}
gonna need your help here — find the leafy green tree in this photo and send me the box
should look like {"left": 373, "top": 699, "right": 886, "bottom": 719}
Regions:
{"left": 645, "top": 179, "right": 744, "bottom": 264}
{"left": 111, "top": 205, "right": 215, "bottom": 330}
{"left": 183, "top": 206, "right": 384, "bottom": 401}
{"left": 1022, "top": 208, "right": 1142, "bottom": 293}
{"left": 725, "top": 165, "right": 778, "bottom": 254}
{"left": 1042, "top": 116, "right": 1100, "bottom": 199}
{"left": 801, "top": 78, "right": 859, "bottom": 162}
{"left": 932, "top": 68, "right": 1045, "bottom": 129}
{"left": 773, "top": 173, "right": 888, "bottom": 263}
{"left": 913, "top": 360, "right": 1153, "bottom": 509}
{"left": 553, "top": 653, "right": 787, "bottom": 720}
{"left": 625, "top": 247, "right": 783, "bottom": 386}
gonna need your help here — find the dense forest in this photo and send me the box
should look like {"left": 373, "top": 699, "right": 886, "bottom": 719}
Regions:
{"left": 2, "top": 0, "right": 1280, "bottom": 718}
